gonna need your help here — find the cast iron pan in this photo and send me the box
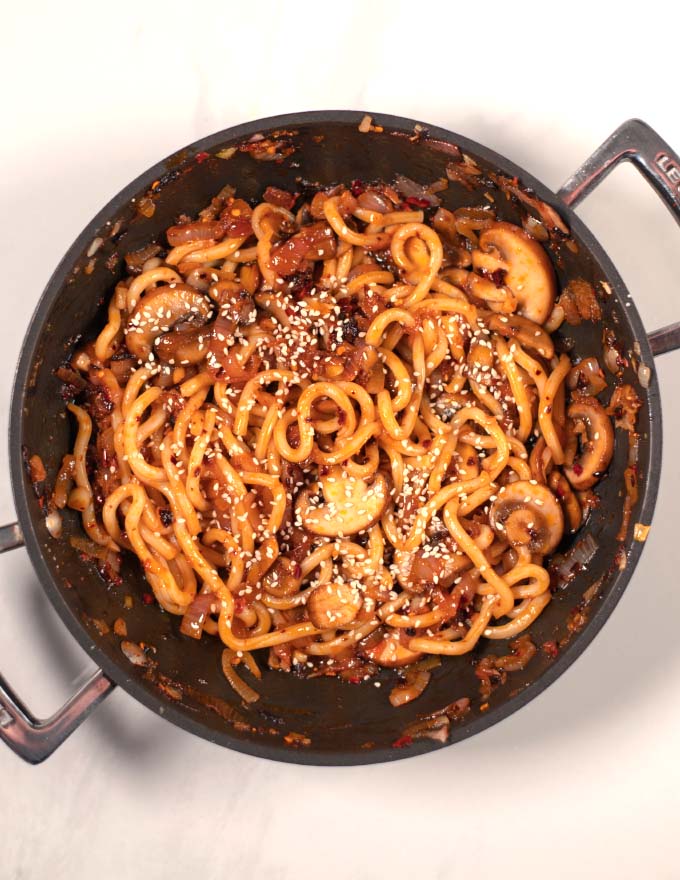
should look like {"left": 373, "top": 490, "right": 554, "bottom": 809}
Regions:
{"left": 2, "top": 111, "right": 680, "bottom": 765}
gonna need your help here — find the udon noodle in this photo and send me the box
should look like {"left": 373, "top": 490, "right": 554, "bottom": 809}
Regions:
{"left": 58, "top": 178, "right": 615, "bottom": 705}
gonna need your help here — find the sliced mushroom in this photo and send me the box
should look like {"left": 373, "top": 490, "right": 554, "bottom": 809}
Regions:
{"left": 361, "top": 632, "right": 423, "bottom": 668}
{"left": 489, "top": 479, "right": 564, "bottom": 556}
{"left": 472, "top": 222, "right": 556, "bottom": 324}
{"left": 563, "top": 397, "right": 615, "bottom": 490}
{"left": 155, "top": 326, "right": 212, "bottom": 365}
{"left": 125, "top": 284, "right": 213, "bottom": 361}
{"left": 295, "top": 467, "right": 388, "bottom": 537}
{"left": 394, "top": 541, "right": 470, "bottom": 592}
{"left": 306, "top": 581, "right": 363, "bottom": 628}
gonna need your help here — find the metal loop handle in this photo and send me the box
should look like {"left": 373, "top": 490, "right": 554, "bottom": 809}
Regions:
{"left": 558, "top": 118, "right": 680, "bottom": 357}
{"left": 0, "top": 522, "right": 114, "bottom": 764}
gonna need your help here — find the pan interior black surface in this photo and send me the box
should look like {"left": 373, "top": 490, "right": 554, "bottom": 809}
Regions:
{"left": 10, "top": 111, "right": 660, "bottom": 764}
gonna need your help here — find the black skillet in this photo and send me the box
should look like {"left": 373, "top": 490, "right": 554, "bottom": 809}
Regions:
{"left": 2, "top": 111, "right": 679, "bottom": 765}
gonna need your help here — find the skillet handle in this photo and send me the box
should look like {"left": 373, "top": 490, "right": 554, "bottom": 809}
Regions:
{"left": 0, "top": 522, "right": 115, "bottom": 764}
{"left": 558, "top": 118, "right": 680, "bottom": 357}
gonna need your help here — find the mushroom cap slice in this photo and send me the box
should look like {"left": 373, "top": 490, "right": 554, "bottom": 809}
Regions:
{"left": 393, "top": 545, "right": 470, "bottom": 592}
{"left": 125, "top": 284, "right": 213, "bottom": 361}
{"left": 472, "top": 222, "right": 557, "bottom": 325}
{"left": 306, "top": 581, "right": 363, "bottom": 629}
{"left": 563, "top": 397, "right": 615, "bottom": 490}
{"left": 361, "top": 632, "right": 423, "bottom": 668}
{"left": 295, "top": 467, "right": 388, "bottom": 538}
{"left": 489, "top": 479, "right": 564, "bottom": 556}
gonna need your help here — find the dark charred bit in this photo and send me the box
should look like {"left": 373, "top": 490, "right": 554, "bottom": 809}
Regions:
{"left": 287, "top": 271, "right": 314, "bottom": 300}
{"left": 159, "top": 508, "right": 174, "bottom": 527}
{"left": 339, "top": 315, "right": 360, "bottom": 343}
{"left": 239, "top": 131, "right": 297, "bottom": 163}
{"left": 55, "top": 363, "right": 87, "bottom": 400}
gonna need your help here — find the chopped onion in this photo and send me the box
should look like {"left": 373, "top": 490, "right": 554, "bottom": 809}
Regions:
{"left": 427, "top": 178, "right": 449, "bottom": 195}
{"left": 87, "top": 237, "right": 103, "bottom": 258}
{"left": 180, "top": 591, "right": 216, "bottom": 639}
{"left": 544, "top": 304, "right": 565, "bottom": 334}
{"left": 221, "top": 650, "right": 260, "bottom": 703}
{"left": 357, "top": 191, "right": 392, "bottom": 213}
{"left": 603, "top": 341, "right": 620, "bottom": 374}
{"left": 358, "top": 114, "right": 372, "bottom": 133}
{"left": 45, "top": 510, "right": 62, "bottom": 539}
{"left": 394, "top": 175, "right": 441, "bottom": 206}
{"left": 388, "top": 657, "right": 441, "bottom": 707}
{"left": 552, "top": 534, "right": 599, "bottom": 586}
{"left": 403, "top": 714, "right": 450, "bottom": 743}
{"left": 638, "top": 363, "right": 651, "bottom": 389}
{"left": 523, "top": 215, "right": 549, "bottom": 242}
{"left": 121, "top": 640, "right": 151, "bottom": 667}
{"left": 389, "top": 670, "right": 431, "bottom": 707}
{"left": 634, "top": 523, "right": 651, "bottom": 542}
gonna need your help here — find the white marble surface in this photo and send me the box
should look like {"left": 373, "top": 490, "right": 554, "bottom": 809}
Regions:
{"left": 2, "top": 2, "right": 680, "bottom": 877}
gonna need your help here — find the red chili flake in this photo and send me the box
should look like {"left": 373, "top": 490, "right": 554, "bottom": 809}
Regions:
{"left": 142, "top": 593, "right": 155, "bottom": 605}
{"left": 404, "top": 196, "right": 431, "bottom": 209}
{"left": 195, "top": 151, "right": 210, "bottom": 164}
{"left": 348, "top": 676, "right": 362, "bottom": 685}
{"left": 350, "top": 179, "right": 365, "bottom": 197}
{"left": 542, "top": 640, "right": 559, "bottom": 659}
{"left": 488, "top": 268, "right": 506, "bottom": 288}
{"left": 572, "top": 463, "right": 583, "bottom": 476}
{"left": 391, "top": 734, "right": 413, "bottom": 749}
{"left": 293, "top": 563, "right": 302, "bottom": 578}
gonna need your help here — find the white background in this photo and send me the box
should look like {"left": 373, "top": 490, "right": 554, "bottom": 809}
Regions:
{"left": 2, "top": 2, "right": 680, "bottom": 877}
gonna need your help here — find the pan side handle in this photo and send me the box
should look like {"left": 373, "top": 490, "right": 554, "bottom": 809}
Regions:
{"left": 558, "top": 118, "right": 680, "bottom": 357}
{"left": 0, "top": 523, "right": 115, "bottom": 764}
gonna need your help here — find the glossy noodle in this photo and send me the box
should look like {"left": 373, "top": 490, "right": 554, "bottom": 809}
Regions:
{"left": 59, "top": 179, "right": 616, "bottom": 704}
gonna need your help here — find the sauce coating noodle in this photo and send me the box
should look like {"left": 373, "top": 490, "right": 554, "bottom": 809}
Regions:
{"left": 61, "top": 179, "right": 615, "bottom": 703}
